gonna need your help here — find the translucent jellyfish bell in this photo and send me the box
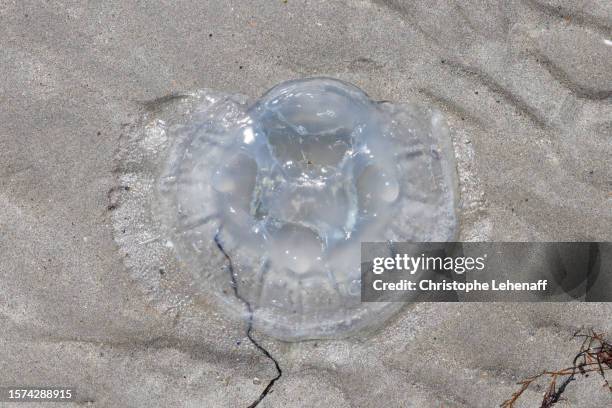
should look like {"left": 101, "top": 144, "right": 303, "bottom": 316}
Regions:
{"left": 126, "top": 78, "right": 458, "bottom": 340}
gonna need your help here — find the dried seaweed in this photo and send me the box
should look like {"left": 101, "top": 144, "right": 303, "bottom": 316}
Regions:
{"left": 501, "top": 329, "right": 612, "bottom": 407}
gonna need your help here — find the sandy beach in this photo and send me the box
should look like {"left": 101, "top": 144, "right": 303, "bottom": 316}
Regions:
{"left": 1, "top": 1, "right": 611, "bottom": 406}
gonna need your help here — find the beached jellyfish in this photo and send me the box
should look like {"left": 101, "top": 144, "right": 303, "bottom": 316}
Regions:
{"left": 115, "top": 78, "right": 458, "bottom": 340}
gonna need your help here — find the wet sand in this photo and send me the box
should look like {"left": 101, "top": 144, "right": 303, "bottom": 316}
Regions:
{"left": 1, "top": 1, "right": 611, "bottom": 407}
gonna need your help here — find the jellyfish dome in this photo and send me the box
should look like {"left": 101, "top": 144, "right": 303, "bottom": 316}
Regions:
{"left": 136, "top": 78, "right": 458, "bottom": 340}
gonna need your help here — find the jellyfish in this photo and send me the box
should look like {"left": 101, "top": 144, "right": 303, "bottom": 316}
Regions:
{"left": 114, "top": 78, "right": 458, "bottom": 340}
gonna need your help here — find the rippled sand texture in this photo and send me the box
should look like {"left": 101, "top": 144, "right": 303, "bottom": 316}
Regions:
{"left": 369, "top": 0, "right": 612, "bottom": 242}
{"left": 0, "top": 1, "right": 610, "bottom": 407}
